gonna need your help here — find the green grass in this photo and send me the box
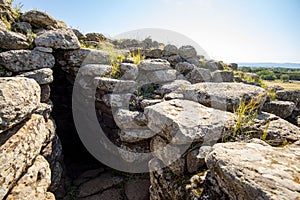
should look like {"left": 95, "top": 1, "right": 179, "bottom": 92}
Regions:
{"left": 127, "top": 49, "right": 144, "bottom": 65}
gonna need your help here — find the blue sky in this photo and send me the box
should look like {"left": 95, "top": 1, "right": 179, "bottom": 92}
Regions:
{"left": 13, "top": 0, "right": 300, "bottom": 63}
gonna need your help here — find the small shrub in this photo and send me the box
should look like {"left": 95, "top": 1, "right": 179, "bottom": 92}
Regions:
{"left": 109, "top": 52, "right": 125, "bottom": 79}
{"left": 127, "top": 49, "right": 144, "bottom": 65}
{"left": 280, "top": 74, "right": 290, "bottom": 82}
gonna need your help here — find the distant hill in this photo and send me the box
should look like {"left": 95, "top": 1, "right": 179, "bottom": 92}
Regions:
{"left": 238, "top": 62, "right": 300, "bottom": 69}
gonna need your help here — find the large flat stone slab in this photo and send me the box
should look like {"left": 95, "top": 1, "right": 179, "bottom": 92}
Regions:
{"left": 144, "top": 99, "right": 235, "bottom": 144}
{"left": 206, "top": 141, "right": 300, "bottom": 200}
{"left": 167, "top": 82, "right": 266, "bottom": 112}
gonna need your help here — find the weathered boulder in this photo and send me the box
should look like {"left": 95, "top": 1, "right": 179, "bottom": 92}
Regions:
{"left": 119, "top": 128, "right": 155, "bottom": 143}
{"left": 162, "top": 44, "right": 178, "bottom": 56}
{"left": 18, "top": 68, "right": 53, "bottom": 85}
{"left": 145, "top": 99, "right": 235, "bottom": 144}
{"left": 119, "top": 63, "right": 138, "bottom": 80}
{"left": 85, "top": 32, "right": 106, "bottom": 42}
{"left": 78, "top": 64, "right": 112, "bottom": 78}
{"left": 175, "top": 62, "right": 195, "bottom": 75}
{"left": 6, "top": 156, "right": 52, "bottom": 200}
{"left": 0, "top": 77, "right": 40, "bottom": 133}
{"left": 276, "top": 90, "right": 300, "bottom": 107}
{"left": 154, "top": 80, "right": 191, "bottom": 95}
{"left": 262, "top": 100, "right": 296, "bottom": 119}
{"left": 206, "top": 141, "right": 300, "bottom": 200}
{"left": 20, "top": 10, "right": 67, "bottom": 29}
{"left": 167, "top": 82, "right": 266, "bottom": 112}
{"left": 137, "top": 69, "right": 177, "bottom": 85}
{"left": 211, "top": 70, "right": 234, "bottom": 82}
{"left": 146, "top": 49, "right": 162, "bottom": 59}
{"left": 72, "top": 28, "right": 86, "bottom": 40}
{"left": 178, "top": 45, "right": 197, "bottom": 59}
{"left": 35, "top": 29, "right": 80, "bottom": 49}
{"left": 94, "top": 77, "right": 136, "bottom": 93}
{"left": 228, "top": 63, "right": 238, "bottom": 71}
{"left": 114, "top": 109, "right": 147, "bottom": 130}
{"left": 0, "top": 0, "right": 12, "bottom": 6}
{"left": 185, "top": 67, "right": 212, "bottom": 83}
{"left": 0, "top": 28, "right": 30, "bottom": 50}
{"left": 186, "top": 145, "right": 212, "bottom": 173}
{"left": 0, "top": 114, "right": 51, "bottom": 199}
{"left": 12, "top": 22, "right": 32, "bottom": 34}
{"left": 102, "top": 93, "right": 132, "bottom": 108}
{"left": 204, "top": 60, "right": 224, "bottom": 71}
{"left": 167, "top": 55, "right": 183, "bottom": 67}
{"left": 0, "top": 49, "right": 55, "bottom": 72}
{"left": 138, "top": 59, "right": 171, "bottom": 71}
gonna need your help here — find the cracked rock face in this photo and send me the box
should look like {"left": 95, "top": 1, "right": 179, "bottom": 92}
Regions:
{"left": 206, "top": 141, "right": 300, "bottom": 200}
{"left": 0, "top": 77, "right": 41, "bottom": 133}
{"left": 0, "top": 28, "right": 30, "bottom": 50}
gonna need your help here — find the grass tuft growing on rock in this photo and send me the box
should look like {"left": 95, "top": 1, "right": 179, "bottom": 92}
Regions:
{"left": 127, "top": 49, "right": 144, "bottom": 65}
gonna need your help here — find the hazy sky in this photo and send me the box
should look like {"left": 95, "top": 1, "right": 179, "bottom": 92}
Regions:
{"left": 13, "top": 0, "right": 300, "bottom": 63}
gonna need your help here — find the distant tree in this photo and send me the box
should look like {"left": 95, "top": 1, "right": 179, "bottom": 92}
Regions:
{"left": 256, "top": 70, "right": 277, "bottom": 80}
{"left": 280, "top": 74, "right": 290, "bottom": 82}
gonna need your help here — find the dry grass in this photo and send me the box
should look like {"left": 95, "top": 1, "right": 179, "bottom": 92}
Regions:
{"left": 263, "top": 80, "right": 300, "bottom": 91}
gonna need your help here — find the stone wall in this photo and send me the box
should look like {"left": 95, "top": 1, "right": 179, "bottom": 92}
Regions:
{"left": 1, "top": 2, "right": 300, "bottom": 200}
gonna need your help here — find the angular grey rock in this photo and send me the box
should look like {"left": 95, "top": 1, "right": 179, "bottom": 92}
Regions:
{"left": 228, "top": 63, "right": 238, "bottom": 71}
{"left": 146, "top": 49, "right": 162, "bottom": 59}
{"left": 145, "top": 99, "right": 235, "bottom": 144}
{"left": 12, "top": 22, "right": 32, "bottom": 34}
{"left": 35, "top": 29, "right": 80, "bottom": 49}
{"left": 119, "top": 128, "right": 155, "bottom": 143}
{"left": 154, "top": 80, "right": 191, "bottom": 95}
{"left": 185, "top": 57, "right": 202, "bottom": 68}
{"left": 94, "top": 77, "right": 136, "bottom": 93}
{"left": 185, "top": 67, "right": 212, "bottom": 84}
{"left": 0, "top": 77, "right": 40, "bottom": 133}
{"left": 169, "top": 82, "right": 266, "bottom": 112}
{"left": 0, "top": 114, "right": 50, "bottom": 199}
{"left": 276, "top": 90, "right": 300, "bottom": 107}
{"left": 163, "top": 44, "right": 178, "bottom": 56}
{"left": 262, "top": 100, "right": 296, "bottom": 118}
{"left": 114, "top": 109, "right": 146, "bottom": 130}
{"left": 175, "top": 62, "right": 195, "bottom": 75}
{"left": 167, "top": 55, "right": 183, "bottom": 66}
{"left": 150, "top": 135, "right": 186, "bottom": 176}
{"left": 72, "top": 29, "right": 86, "bottom": 40}
{"left": 125, "top": 179, "right": 150, "bottom": 200}
{"left": 186, "top": 146, "right": 212, "bottom": 173}
{"left": 40, "top": 84, "right": 51, "bottom": 103}
{"left": 34, "top": 46, "right": 53, "bottom": 53}
{"left": 206, "top": 141, "right": 300, "bottom": 200}
{"left": 211, "top": 70, "right": 234, "bottom": 82}
{"left": 102, "top": 93, "right": 132, "bottom": 108}
{"left": 178, "top": 45, "right": 197, "bottom": 59}
{"left": 204, "top": 60, "right": 224, "bottom": 71}
{"left": 6, "top": 156, "right": 51, "bottom": 200}
{"left": 0, "top": 49, "right": 55, "bottom": 72}
{"left": 78, "top": 64, "right": 112, "bottom": 77}
{"left": 18, "top": 68, "right": 53, "bottom": 85}
{"left": 85, "top": 32, "right": 106, "bottom": 42}
{"left": 137, "top": 69, "right": 177, "bottom": 85}
{"left": 138, "top": 59, "right": 171, "bottom": 71}
{"left": 119, "top": 63, "right": 138, "bottom": 80}
{"left": 78, "top": 173, "right": 123, "bottom": 198}
{"left": 140, "top": 99, "right": 163, "bottom": 110}
{"left": 118, "top": 142, "right": 151, "bottom": 163}
{"left": 20, "top": 10, "right": 67, "bottom": 29}
{"left": 0, "top": 28, "right": 29, "bottom": 50}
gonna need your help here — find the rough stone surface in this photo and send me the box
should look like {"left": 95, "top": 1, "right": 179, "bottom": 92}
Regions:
{"left": 0, "top": 49, "right": 55, "bottom": 72}
{"left": 120, "top": 63, "right": 138, "bottom": 80}
{"left": 167, "top": 55, "right": 183, "bottom": 67}
{"left": 125, "top": 179, "right": 150, "bottom": 200}
{"left": 78, "top": 64, "right": 112, "bottom": 77}
{"left": 0, "top": 77, "right": 40, "bottom": 132}
{"left": 262, "top": 100, "right": 296, "bottom": 119}
{"left": 138, "top": 59, "right": 171, "bottom": 71}
{"left": 35, "top": 29, "right": 80, "bottom": 49}
{"left": 6, "top": 156, "right": 51, "bottom": 200}
{"left": 94, "top": 77, "right": 136, "bottom": 93}
{"left": 169, "top": 82, "right": 266, "bottom": 112}
{"left": 145, "top": 99, "right": 235, "bottom": 144}
{"left": 0, "top": 114, "right": 50, "bottom": 199}
{"left": 185, "top": 67, "right": 212, "bottom": 84}
{"left": 206, "top": 141, "right": 300, "bottom": 200}
{"left": 137, "top": 69, "right": 177, "bottom": 85}
{"left": 12, "top": 22, "right": 32, "bottom": 34}
{"left": 154, "top": 80, "right": 191, "bottom": 95}
{"left": 186, "top": 145, "right": 212, "bottom": 173}
{"left": 175, "top": 62, "right": 195, "bottom": 75}
{"left": 162, "top": 44, "right": 178, "bottom": 56}
{"left": 212, "top": 70, "right": 234, "bottom": 82}
{"left": 276, "top": 90, "right": 300, "bottom": 107}
{"left": 114, "top": 109, "right": 147, "bottom": 130}
{"left": 78, "top": 173, "right": 123, "bottom": 197}
{"left": 81, "top": 188, "right": 122, "bottom": 200}
{"left": 18, "top": 68, "right": 53, "bottom": 85}
{"left": 20, "top": 10, "right": 67, "bottom": 29}
{"left": 204, "top": 60, "right": 224, "bottom": 71}
{"left": 178, "top": 45, "right": 197, "bottom": 59}
{"left": 119, "top": 128, "right": 155, "bottom": 143}
{"left": 102, "top": 93, "right": 132, "bottom": 108}
{"left": 0, "top": 28, "right": 29, "bottom": 50}
{"left": 40, "top": 84, "right": 51, "bottom": 103}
